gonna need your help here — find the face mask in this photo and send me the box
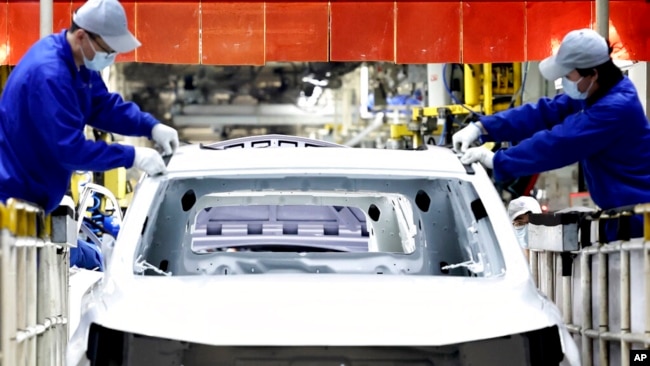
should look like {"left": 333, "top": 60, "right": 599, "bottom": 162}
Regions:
{"left": 514, "top": 226, "right": 528, "bottom": 249}
{"left": 81, "top": 36, "right": 116, "bottom": 71}
{"left": 562, "top": 76, "right": 594, "bottom": 100}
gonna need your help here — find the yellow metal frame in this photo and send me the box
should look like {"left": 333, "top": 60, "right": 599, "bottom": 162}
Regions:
{"left": 412, "top": 62, "right": 523, "bottom": 121}
{"left": 389, "top": 123, "right": 425, "bottom": 149}
{"left": 405, "top": 62, "right": 523, "bottom": 147}
{"left": 69, "top": 131, "right": 131, "bottom": 210}
{"left": 0, "top": 198, "right": 49, "bottom": 238}
{"left": 94, "top": 131, "right": 130, "bottom": 209}
{"left": 0, "top": 65, "right": 12, "bottom": 94}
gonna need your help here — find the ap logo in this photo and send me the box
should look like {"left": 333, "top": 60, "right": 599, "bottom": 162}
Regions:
{"left": 632, "top": 350, "right": 650, "bottom": 364}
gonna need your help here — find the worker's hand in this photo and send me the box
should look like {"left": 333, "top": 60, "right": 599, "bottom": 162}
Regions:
{"left": 452, "top": 123, "right": 482, "bottom": 153}
{"left": 133, "top": 147, "right": 167, "bottom": 176}
{"left": 460, "top": 147, "right": 495, "bottom": 169}
{"left": 151, "top": 123, "right": 179, "bottom": 156}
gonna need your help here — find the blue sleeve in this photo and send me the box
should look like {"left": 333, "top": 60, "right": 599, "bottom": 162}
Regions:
{"left": 492, "top": 106, "right": 624, "bottom": 182}
{"left": 29, "top": 76, "right": 136, "bottom": 172}
{"left": 70, "top": 239, "right": 104, "bottom": 271}
{"left": 87, "top": 72, "right": 159, "bottom": 137}
{"left": 479, "top": 93, "right": 583, "bottom": 143}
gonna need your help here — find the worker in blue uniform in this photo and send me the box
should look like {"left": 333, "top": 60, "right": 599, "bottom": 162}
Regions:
{"left": 0, "top": 0, "right": 179, "bottom": 269}
{"left": 453, "top": 29, "right": 650, "bottom": 240}
{"left": 71, "top": 238, "right": 105, "bottom": 272}
{"left": 0, "top": 0, "right": 179, "bottom": 212}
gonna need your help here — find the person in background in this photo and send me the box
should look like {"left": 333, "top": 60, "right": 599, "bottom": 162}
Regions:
{"left": 508, "top": 196, "right": 542, "bottom": 261}
{"left": 453, "top": 28, "right": 650, "bottom": 241}
{"left": 0, "top": 0, "right": 179, "bottom": 217}
{"left": 71, "top": 238, "right": 105, "bottom": 271}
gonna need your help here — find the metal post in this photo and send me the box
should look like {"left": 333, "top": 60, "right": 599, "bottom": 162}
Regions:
{"left": 530, "top": 250, "right": 539, "bottom": 287}
{"left": 513, "top": 63, "right": 522, "bottom": 107}
{"left": 1, "top": 229, "right": 18, "bottom": 366}
{"left": 642, "top": 205, "right": 650, "bottom": 349}
{"left": 26, "top": 239, "right": 37, "bottom": 366}
{"left": 620, "top": 246, "right": 630, "bottom": 366}
{"left": 544, "top": 252, "right": 555, "bottom": 301}
{"left": 482, "top": 63, "right": 493, "bottom": 115}
{"left": 427, "top": 64, "right": 451, "bottom": 108}
{"left": 40, "top": 0, "right": 53, "bottom": 38}
{"left": 16, "top": 244, "right": 27, "bottom": 364}
{"left": 581, "top": 252, "right": 593, "bottom": 365}
{"left": 595, "top": 0, "right": 609, "bottom": 39}
{"left": 598, "top": 251, "right": 609, "bottom": 366}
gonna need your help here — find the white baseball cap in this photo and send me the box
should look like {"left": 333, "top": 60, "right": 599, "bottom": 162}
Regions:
{"left": 73, "top": 0, "right": 141, "bottom": 53}
{"left": 539, "top": 28, "right": 611, "bottom": 81}
{"left": 508, "top": 196, "right": 542, "bottom": 222}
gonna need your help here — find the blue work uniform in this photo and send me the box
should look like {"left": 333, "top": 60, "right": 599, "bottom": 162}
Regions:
{"left": 71, "top": 239, "right": 104, "bottom": 271}
{"left": 0, "top": 29, "right": 158, "bottom": 214}
{"left": 480, "top": 76, "right": 650, "bottom": 239}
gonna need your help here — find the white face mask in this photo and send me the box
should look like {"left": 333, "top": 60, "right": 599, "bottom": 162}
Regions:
{"left": 562, "top": 76, "right": 594, "bottom": 100}
{"left": 81, "top": 35, "right": 117, "bottom": 71}
{"left": 514, "top": 225, "right": 528, "bottom": 249}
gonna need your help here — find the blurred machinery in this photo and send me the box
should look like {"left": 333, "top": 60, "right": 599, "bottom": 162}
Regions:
{"left": 69, "top": 130, "right": 134, "bottom": 213}
{"left": 112, "top": 62, "right": 361, "bottom": 142}
{"left": 0, "top": 65, "right": 12, "bottom": 93}
{"left": 388, "top": 63, "right": 524, "bottom": 150}
{"left": 381, "top": 62, "right": 539, "bottom": 199}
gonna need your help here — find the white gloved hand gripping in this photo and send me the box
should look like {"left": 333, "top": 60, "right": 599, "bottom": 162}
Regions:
{"left": 452, "top": 122, "right": 482, "bottom": 153}
{"left": 151, "top": 123, "right": 179, "bottom": 156}
{"left": 133, "top": 147, "right": 167, "bottom": 176}
{"left": 460, "top": 146, "right": 495, "bottom": 169}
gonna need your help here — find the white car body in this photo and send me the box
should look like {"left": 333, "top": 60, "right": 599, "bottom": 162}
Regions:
{"left": 68, "top": 135, "right": 579, "bottom": 366}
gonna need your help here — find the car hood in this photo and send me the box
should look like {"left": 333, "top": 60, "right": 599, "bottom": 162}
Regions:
{"left": 74, "top": 274, "right": 562, "bottom": 347}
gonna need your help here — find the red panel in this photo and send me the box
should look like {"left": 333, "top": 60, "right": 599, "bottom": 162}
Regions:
{"left": 71, "top": 0, "right": 83, "bottom": 10}
{"left": 462, "top": 1, "right": 525, "bottom": 63}
{"left": 266, "top": 1, "right": 328, "bottom": 62}
{"left": 7, "top": 0, "right": 39, "bottom": 65}
{"left": 135, "top": 2, "right": 199, "bottom": 64}
{"left": 201, "top": 1, "right": 264, "bottom": 65}
{"left": 607, "top": 1, "right": 650, "bottom": 61}
{"left": 115, "top": 0, "right": 135, "bottom": 62}
{"left": 396, "top": 1, "right": 461, "bottom": 64}
{"left": 0, "top": 1, "right": 7, "bottom": 65}
{"left": 330, "top": 1, "right": 394, "bottom": 62}
{"left": 53, "top": 0, "right": 71, "bottom": 34}
{"left": 526, "top": 1, "right": 591, "bottom": 61}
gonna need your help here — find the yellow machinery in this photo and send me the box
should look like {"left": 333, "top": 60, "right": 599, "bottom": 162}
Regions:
{"left": 0, "top": 65, "right": 13, "bottom": 94}
{"left": 390, "top": 63, "right": 524, "bottom": 149}
{"left": 70, "top": 130, "right": 134, "bottom": 212}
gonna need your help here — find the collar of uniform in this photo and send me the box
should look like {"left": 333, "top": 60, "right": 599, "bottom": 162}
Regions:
{"left": 586, "top": 72, "right": 624, "bottom": 107}
{"left": 57, "top": 29, "right": 93, "bottom": 84}
{"left": 56, "top": 29, "right": 81, "bottom": 75}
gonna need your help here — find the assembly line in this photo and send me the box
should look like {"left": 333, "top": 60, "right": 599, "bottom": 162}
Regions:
{"left": 0, "top": 0, "right": 649, "bottom": 364}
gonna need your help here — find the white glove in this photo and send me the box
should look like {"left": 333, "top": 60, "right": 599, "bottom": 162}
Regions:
{"left": 151, "top": 124, "right": 179, "bottom": 156}
{"left": 133, "top": 147, "right": 167, "bottom": 176}
{"left": 452, "top": 123, "right": 482, "bottom": 153}
{"left": 460, "top": 147, "right": 495, "bottom": 169}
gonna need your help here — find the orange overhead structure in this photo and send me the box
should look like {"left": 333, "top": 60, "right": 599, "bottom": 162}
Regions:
{"left": 1, "top": 0, "right": 649, "bottom": 66}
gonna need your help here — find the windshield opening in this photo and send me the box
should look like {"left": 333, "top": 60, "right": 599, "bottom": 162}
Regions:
{"left": 135, "top": 176, "right": 505, "bottom": 277}
{"left": 190, "top": 196, "right": 416, "bottom": 255}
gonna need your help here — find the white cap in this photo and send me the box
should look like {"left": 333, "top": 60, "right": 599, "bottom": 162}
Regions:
{"left": 508, "top": 196, "right": 542, "bottom": 222}
{"left": 73, "top": 0, "right": 141, "bottom": 53}
{"left": 539, "top": 28, "right": 610, "bottom": 81}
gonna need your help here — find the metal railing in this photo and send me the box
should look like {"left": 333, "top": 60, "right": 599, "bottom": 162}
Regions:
{"left": 528, "top": 203, "right": 650, "bottom": 366}
{"left": 0, "top": 198, "right": 73, "bottom": 366}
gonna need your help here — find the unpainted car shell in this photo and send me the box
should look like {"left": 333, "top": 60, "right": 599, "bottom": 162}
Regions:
{"left": 67, "top": 143, "right": 580, "bottom": 365}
